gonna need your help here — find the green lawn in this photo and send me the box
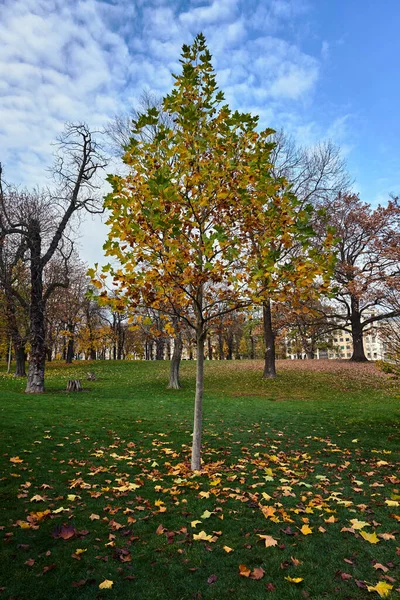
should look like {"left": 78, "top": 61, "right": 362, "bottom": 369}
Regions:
{"left": 0, "top": 360, "right": 399, "bottom": 600}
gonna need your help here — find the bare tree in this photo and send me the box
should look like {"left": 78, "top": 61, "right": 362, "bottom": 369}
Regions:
{"left": 0, "top": 123, "right": 106, "bottom": 392}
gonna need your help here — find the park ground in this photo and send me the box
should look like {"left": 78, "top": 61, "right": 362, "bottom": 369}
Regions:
{"left": 0, "top": 359, "right": 399, "bottom": 600}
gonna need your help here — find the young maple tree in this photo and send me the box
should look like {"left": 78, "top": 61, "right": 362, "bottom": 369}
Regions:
{"left": 94, "top": 34, "right": 331, "bottom": 469}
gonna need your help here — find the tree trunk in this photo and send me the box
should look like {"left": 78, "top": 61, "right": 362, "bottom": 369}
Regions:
{"left": 90, "top": 348, "right": 96, "bottom": 360}
{"left": 15, "top": 345, "right": 26, "bottom": 377}
{"left": 350, "top": 298, "right": 367, "bottom": 361}
{"left": 26, "top": 222, "right": 46, "bottom": 393}
{"left": 66, "top": 337, "right": 74, "bottom": 364}
{"left": 168, "top": 332, "right": 183, "bottom": 389}
{"left": 250, "top": 334, "right": 255, "bottom": 360}
{"left": 155, "top": 337, "right": 164, "bottom": 360}
{"left": 218, "top": 331, "right": 224, "bottom": 360}
{"left": 263, "top": 299, "right": 276, "bottom": 379}
{"left": 207, "top": 335, "right": 213, "bottom": 360}
{"left": 191, "top": 328, "right": 205, "bottom": 471}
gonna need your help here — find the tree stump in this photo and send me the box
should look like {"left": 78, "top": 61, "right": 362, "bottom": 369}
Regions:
{"left": 66, "top": 379, "right": 82, "bottom": 392}
{"left": 87, "top": 372, "right": 97, "bottom": 381}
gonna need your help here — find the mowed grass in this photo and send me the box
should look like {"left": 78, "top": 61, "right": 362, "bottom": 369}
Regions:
{"left": 0, "top": 359, "right": 399, "bottom": 600}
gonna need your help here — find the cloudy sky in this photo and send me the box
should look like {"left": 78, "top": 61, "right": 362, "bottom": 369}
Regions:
{"left": 1, "top": 0, "right": 399, "bottom": 265}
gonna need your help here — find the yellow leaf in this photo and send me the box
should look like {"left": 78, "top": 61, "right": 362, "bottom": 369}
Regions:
{"left": 99, "top": 579, "right": 113, "bottom": 590}
{"left": 350, "top": 518, "right": 370, "bottom": 530}
{"left": 366, "top": 581, "right": 393, "bottom": 597}
{"left": 360, "top": 531, "right": 380, "bottom": 544}
{"left": 67, "top": 494, "right": 77, "bottom": 501}
{"left": 201, "top": 510, "right": 214, "bottom": 519}
{"left": 10, "top": 456, "right": 23, "bottom": 463}
{"left": 257, "top": 534, "right": 278, "bottom": 547}
{"left": 223, "top": 545, "right": 234, "bottom": 553}
{"left": 52, "top": 507, "right": 66, "bottom": 514}
{"left": 191, "top": 520, "right": 202, "bottom": 528}
{"left": 74, "top": 548, "right": 87, "bottom": 555}
{"left": 300, "top": 524, "right": 313, "bottom": 535}
{"left": 193, "top": 530, "right": 214, "bottom": 542}
{"left": 385, "top": 500, "right": 399, "bottom": 507}
{"left": 90, "top": 513, "right": 100, "bottom": 520}
{"left": 285, "top": 577, "right": 304, "bottom": 584}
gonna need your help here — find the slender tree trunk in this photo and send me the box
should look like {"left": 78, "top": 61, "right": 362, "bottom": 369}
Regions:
{"left": 250, "top": 334, "right": 255, "bottom": 360}
{"left": 263, "top": 299, "right": 276, "bottom": 379}
{"left": 90, "top": 348, "right": 96, "bottom": 360}
{"left": 26, "top": 222, "right": 46, "bottom": 393}
{"left": 168, "top": 331, "right": 182, "bottom": 389}
{"left": 7, "top": 338, "right": 12, "bottom": 374}
{"left": 66, "top": 338, "right": 74, "bottom": 364}
{"left": 218, "top": 331, "right": 224, "bottom": 360}
{"left": 207, "top": 335, "right": 213, "bottom": 360}
{"left": 15, "top": 345, "right": 26, "bottom": 377}
{"left": 191, "top": 327, "right": 205, "bottom": 471}
{"left": 350, "top": 298, "right": 367, "bottom": 361}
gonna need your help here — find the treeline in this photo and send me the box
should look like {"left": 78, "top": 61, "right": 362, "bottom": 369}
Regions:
{"left": 1, "top": 37, "right": 399, "bottom": 404}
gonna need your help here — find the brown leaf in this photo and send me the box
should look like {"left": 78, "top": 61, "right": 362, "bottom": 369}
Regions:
{"left": 265, "top": 583, "right": 276, "bottom": 592}
{"left": 373, "top": 563, "right": 389, "bottom": 573}
{"left": 43, "top": 564, "right": 56, "bottom": 574}
{"left": 52, "top": 524, "right": 76, "bottom": 540}
{"left": 250, "top": 567, "right": 265, "bottom": 580}
{"left": 207, "top": 574, "right": 218, "bottom": 584}
{"left": 24, "top": 559, "right": 35, "bottom": 567}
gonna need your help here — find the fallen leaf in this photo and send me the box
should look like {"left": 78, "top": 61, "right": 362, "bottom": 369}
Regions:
{"left": 223, "top": 545, "right": 234, "bottom": 553}
{"left": 239, "top": 564, "right": 251, "bottom": 577}
{"left": 373, "top": 563, "right": 389, "bottom": 573}
{"left": 285, "top": 576, "right": 303, "bottom": 584}
{"left": 99, "top": 579, "right": 113, "bottom": 590}
{"left": 89, "top": 513, "right": 100, "bottom": 521}
{"left": 193, "top": 531, "right": 214, "bottom": 542}
{"left": 300, "top": 525, "right": 312, "bottom": 535}
{"left": 24, "top": 559, "right": 35, "bottom": 567}
{"left": 201, "top": 510, "right": 214, "bottom": 519}
{"left": 250, "top": 567, "right": 265, "bottom": 580}
{"left": 207, "top": 574, "right": 218, "bottom": 584}
{"left": 257, "top": 534, "right": 278, "bottom": 547}
{"left": 366, "top": 581, "right": 393, "bottom": 597}
{"left": 350, "top": 518, "right": 370, "bottom": 530}
{"left": 360, "top": 531, "right": 380, "bottom": 544}
{"left": 10, "top": 457, "right": 23, "bottom": 463}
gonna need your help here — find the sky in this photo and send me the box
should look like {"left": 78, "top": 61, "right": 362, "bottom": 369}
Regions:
{"left": 1, "top": 0, "right": 400, "bottom": 266}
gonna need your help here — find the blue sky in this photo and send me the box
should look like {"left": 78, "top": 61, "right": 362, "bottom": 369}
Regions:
{"left": 1, "top": 0, "right": 399, "bottom": 262}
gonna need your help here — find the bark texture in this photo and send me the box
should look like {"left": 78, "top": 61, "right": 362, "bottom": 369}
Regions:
{"left": 263, "top": 299, "right": 276, "bottom": 379}
{"left": 350, "top": 297, "right": 368, "bottom": 362}
{"left": 25, "top": 220, "right": 46, "bottom": 393}
{"left": 191, "top": 329, "right": 205, "bottom": 471}
{"left": 168, "top": 332, "right": 183, "bottom": 389}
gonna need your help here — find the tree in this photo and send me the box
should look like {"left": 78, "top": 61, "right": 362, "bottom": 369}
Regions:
{"left": 93, "top": 34, "right": 332, "bottom": 469}
{"left": 0, "top": 124, "right": 106, "bottom": 392}
{"left": 320, "top": 193, "right": 400, "bottom": 361}
{"left": 255, "top": 132, "right": 350, "bottom": 377}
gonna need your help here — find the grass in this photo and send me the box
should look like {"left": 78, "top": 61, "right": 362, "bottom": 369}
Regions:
{"left": 0, "top": 359, "right": 399, "bottom": 600}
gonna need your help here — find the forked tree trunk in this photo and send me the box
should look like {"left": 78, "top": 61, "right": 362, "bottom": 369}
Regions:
{"left": 191, "top": 328, "right": 205, "bottom": 471}
{"left": 350, "top": 297, "right": 367, "bottom": 361}
{"left": 263, "top": 299, "right": 276, "bottom": 379}
{"left": 26, "top": 221, "right": 46, "bottom": 393}
{"left": 168, "top": 332, "right": 183, "bottom": 389}
{"left": 15, "top": 345, "right": 26, "bottom": 377}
